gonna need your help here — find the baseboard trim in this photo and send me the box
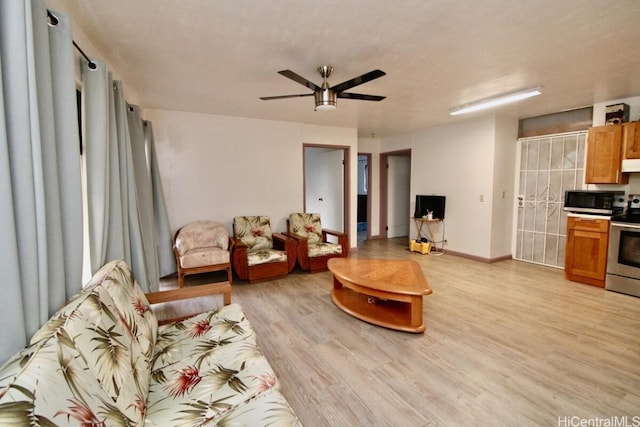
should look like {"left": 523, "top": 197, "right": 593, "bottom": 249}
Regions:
{"left": 444, "top": 250, "right": 513, "bottom": 264}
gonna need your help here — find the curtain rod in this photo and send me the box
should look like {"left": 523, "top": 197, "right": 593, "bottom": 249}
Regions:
{"left": 47, "top": 10, "right": 97, "bottom": 70}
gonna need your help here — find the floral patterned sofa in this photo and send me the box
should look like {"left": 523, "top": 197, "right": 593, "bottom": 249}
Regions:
{"left": 0, "top": 260, "right": 302, "bottom": 426}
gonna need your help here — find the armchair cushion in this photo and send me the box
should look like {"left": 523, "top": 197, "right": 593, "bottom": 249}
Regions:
{"left": 309, "top": 242, "right": 344, "bottom": 257}
{"left": 289, "top": 213, "right": 342, "bottom": 256}
{"left": 233, "top": 216, "right": 274, "bottom": 252}
{"left": 234, "top": 216, "right": 289, "bottom": 267}
{"left": 180, "top": 246, "right": 230, "bottom": 268}
{"left": 247, "top": 249, "right": 288, "bottom": 266}
{"left": 175, "top": 220, "right": 229, "bottom": 264}
{"left": 289, "top": 213, "right": 322, "bottom": 244}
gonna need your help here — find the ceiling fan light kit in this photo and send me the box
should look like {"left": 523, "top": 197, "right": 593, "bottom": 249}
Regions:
{"left": 261, "top": 66, "right": 386, "bottom": 111}
{"left": 449, "top": 87, "right": 542, "bottom": 116}
{"left": 315, "top": 90, "right": 337, "bottom": 111}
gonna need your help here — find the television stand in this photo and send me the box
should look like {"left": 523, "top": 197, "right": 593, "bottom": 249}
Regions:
{"left": 412, "top": 217, "right": 444, "bottom": 254}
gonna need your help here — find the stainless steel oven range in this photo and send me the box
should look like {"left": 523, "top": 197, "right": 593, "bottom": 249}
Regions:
{"left": 607, "top": 217, "right": 640, "bottom": 297}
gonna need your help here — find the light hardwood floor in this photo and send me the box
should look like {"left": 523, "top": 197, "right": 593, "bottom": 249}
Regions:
{"left": 158, "top": 237, "right": 640, "bottom": 427}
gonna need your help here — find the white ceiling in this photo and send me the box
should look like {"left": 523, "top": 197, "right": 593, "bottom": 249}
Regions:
{"left": 59, "top": 0, "right": 640, "bottom": 137}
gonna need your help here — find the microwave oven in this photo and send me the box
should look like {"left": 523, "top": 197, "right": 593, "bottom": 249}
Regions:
{"left": 563, "top": 190, "right": 625, "bottom": 215}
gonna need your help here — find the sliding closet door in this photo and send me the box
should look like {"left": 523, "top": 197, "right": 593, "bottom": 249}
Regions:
{"left": 514, "top": 132, "right": 587, "bottom": 268}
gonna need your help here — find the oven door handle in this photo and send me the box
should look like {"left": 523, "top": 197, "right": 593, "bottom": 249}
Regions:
{"left": 611, "top": 221, "right": 640, "bottom": 229}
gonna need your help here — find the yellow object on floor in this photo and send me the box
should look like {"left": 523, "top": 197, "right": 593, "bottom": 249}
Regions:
{"left": 409, "top": 239, "right": 431, "bottom": 254}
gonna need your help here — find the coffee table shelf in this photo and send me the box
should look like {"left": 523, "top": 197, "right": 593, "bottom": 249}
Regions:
{"left": 328, "top": 258, "right": 432, "bottom": 333}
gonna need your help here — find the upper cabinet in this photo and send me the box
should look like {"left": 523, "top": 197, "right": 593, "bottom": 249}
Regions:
{"left": 623, "top": 121, "right": 640, "bottom": 159}
{"left": 585, "top": 124, "right": 628, "bottom": 184}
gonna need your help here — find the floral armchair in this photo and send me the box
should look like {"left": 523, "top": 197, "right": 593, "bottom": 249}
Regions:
{"left": 285, "top": 213, "right": 348, "bottom": 273}
{"left": 232, "top": 216, "right": 297, "bottom": 282}
{"left": 173, "top": 220, "right": 233, "bottom": 287}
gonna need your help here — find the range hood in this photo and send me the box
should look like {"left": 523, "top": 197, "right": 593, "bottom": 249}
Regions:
{"left": 622, "top": 159, "right": 640, "bottom": 173}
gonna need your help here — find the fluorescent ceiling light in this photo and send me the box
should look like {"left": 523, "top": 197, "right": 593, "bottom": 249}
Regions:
{"left": 449, "top": 87, "right": 542, "bottom": 116}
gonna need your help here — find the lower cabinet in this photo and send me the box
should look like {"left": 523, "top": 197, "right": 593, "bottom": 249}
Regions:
{"left": 564, "top": 216, "right": 609, "bottom": 287}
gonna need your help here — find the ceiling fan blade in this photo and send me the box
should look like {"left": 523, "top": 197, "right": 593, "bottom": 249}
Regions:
{"left": 337, "top": 92, "right": 386, "bottom": 101}
{"left": 278, "top": 70, "right": 321, "bottom": 91}
{"left": 260, "top": 93, "right": 314, "bottom": 100}
{"left": 330, "top": 69, "right": 386, "bottom": 93}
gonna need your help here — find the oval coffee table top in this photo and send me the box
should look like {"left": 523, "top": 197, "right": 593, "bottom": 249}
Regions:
{"left": 327, "top": 258, "right": 432, "bottom": 296}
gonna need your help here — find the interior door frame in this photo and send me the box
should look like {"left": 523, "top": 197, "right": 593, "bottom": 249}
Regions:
{"left": 303, "top": 144, "right": 350, "bottom": 234}
{"left": 380, "top": 149, "right": 411, "bottom": 239}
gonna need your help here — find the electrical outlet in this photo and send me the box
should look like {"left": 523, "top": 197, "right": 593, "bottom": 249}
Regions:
{"left": 480, "top": 194, "right": 484, "bottom": 202}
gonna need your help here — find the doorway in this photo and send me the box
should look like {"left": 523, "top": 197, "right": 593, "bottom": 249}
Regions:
{"left": 380, "top": 150, "right": 411, "bottom": 239}
{"left": 357, "top": 154, "right": 371, "bottom": 245}
{"left": 303, "top": 145, "right": 349, "bottom": 237}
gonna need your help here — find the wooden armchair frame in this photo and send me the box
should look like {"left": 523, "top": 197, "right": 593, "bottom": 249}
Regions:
{"left": 146, "top": 282, "right": 231, "bottom": 325}
{"left": 284, "top": 223, "right": 349, "bottom": 273}
{"left": 232, "top": 230, "right": 297, "bottom": 283}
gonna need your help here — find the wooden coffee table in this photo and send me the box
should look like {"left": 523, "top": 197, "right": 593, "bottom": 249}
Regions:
{"left": 327, "top": 258, "right": 432, "bottom": 333}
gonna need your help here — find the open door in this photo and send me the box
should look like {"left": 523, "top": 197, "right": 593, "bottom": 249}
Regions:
{"left": 357, "top": 153, "right": 372, "bottom": 245}
{"left": 303, "top": 145, "right": 349, "bottom": 235}
{"left": 380, "top": 150, "right": 411, "bottom": 239}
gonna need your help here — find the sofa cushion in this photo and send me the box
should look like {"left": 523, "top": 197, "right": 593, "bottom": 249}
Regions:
{"left": 0, "top": 332, "right": 134, "bottom": 426}
{"left": 18, "top": 260, "right": 157, "bottom": 424}
{"left": 155, "top": 388, "right": 303, "bottom": 427}
{"left": 92, "top": 260, "right": 158, "bottom": 359}
{"left": 146, "top": 304, "right": 287, "bottom": 425}
{"left": 151, "top": 304, "right": 256, "bottom": 371}
{"left": 216, "top": 389, "right": 302, "bottom": 426}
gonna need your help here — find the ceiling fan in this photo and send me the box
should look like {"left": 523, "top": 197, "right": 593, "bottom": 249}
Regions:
{"left": 260, "top": 66, "right": 386, "bottom": 111}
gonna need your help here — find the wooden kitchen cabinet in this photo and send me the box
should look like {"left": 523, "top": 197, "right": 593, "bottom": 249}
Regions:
{"left": 564, "top": 216, "right": 609, "bottom": 287}
{"left": 585, "top": 124, "right": 628, "bottom": 184}
{"left": 623, "top": 121, "right": 640, "bottom": 159}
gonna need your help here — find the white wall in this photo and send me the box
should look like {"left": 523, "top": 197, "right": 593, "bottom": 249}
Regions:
{"left": 409, "top": 116, "right": 497, "bottom": 257}
{"left": 144, "top": 109, "right": 359, "bottom": 246}
{"left": 490, "top": 115, "right": 518, "bottom": 258}
{"left": 375, "top": 115, "right": 516, "bottom": 259}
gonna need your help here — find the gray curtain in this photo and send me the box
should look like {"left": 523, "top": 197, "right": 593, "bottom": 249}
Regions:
{"left": 127, "top": 105, "right": 159, "bottom": 289}
{"left": 82, "top": 63, "right": 173, "bottom": 292}
{"left": 0, "top": 1, "right": 82, "bottom": 364}
{"left": 145, "top": 121, "right": 176, "bottom": 277}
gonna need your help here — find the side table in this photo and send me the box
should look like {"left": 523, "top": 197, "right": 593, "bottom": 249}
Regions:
{"left": 411, "top": 217, "right": 444, "bottom": 254}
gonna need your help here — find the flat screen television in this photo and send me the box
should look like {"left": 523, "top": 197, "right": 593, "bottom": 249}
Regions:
{"left": 414, "top": 195, "right": 446, "bottom": 220}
